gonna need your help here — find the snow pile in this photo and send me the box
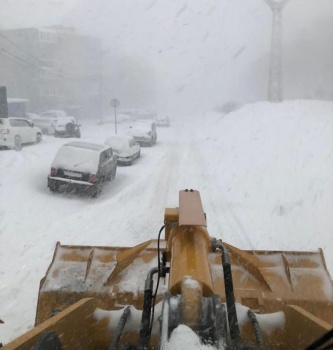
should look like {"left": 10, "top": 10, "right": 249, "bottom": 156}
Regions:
{"left": 165, "top": 325, "right": 216, "bottom": 350}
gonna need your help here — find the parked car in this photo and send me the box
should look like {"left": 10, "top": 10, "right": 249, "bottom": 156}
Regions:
{"left": 105, "top": 135, "right": 141, "bottom": 165}
{"left": 54, "top": 116, "right": 81, "bottom": 138}
{"left": 25, "top": 113, "right": 55, "bottom": 135}
{"left": 47, "top": 141, "right": 117, "bottom": 197}
{"left": 0, "top": 117, "right": 42, "bottom": 150}
{"left": 40, "top": 110, "right": 67, "bottom": 121}
{"left": 127, "top": 120, "right": 157, "bottom": 146}
{"left": 155, "top": 115, "right": 170, "bottom": 127}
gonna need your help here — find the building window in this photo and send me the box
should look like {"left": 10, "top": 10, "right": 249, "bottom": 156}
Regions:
{"left": 39, "top": 31, "right": 57, "bottom": 43}
{"left": 39, "top": 86, "right": 59, "bottom": 97}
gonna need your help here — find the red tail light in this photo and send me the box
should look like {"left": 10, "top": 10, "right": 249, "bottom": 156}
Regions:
{"left": 51, "top": 167, "right": 56, "bottom": 176}
{"left": 89, "top": 174, "right": 97, "bottom": 183}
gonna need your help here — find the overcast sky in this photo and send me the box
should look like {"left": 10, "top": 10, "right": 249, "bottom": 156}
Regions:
{"left": 1, "top": 0, "right": 332, "bottom": 113}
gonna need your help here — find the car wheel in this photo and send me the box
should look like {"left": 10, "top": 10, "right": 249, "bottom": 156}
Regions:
{"left": 49, "top": 180, "right": 60, "bottom": 192}
{"left": 75, "top": 130, "right": 81, "bottom": 138}
{"left": 110, "top": 167, "right": 117, "bottom": 180}
{"left": 91, "top": 182, "right": 103, "bottom": 198}
{"left": 14, "top": 135, "right": 22, "bottom": 151}
{"left": 36, "top": 133, "right": 42, "bottom": 143}
{"left": 137, "top": 151, "right": 141, "bottom": 158}
{"left": 106, "top": 170, "right": 112, "bottom": 181}
{"left": 65, "top": 122, "right": 76, "bottom": 135}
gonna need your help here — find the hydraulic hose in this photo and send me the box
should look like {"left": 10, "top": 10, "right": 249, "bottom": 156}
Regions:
{"left": 216, "top": 243, "right": 242, "bottom": 347}
{"left": 247, "top": 309, "right": 264, "bottom": 350}
{"left": 305, "top": 328, "right": 333, "bottom": 350}
{"left": 138, "top": 267, "right": 159, "bottom": 350}
{"left": 109, "top": 306, "right": 131, "bottom": 350}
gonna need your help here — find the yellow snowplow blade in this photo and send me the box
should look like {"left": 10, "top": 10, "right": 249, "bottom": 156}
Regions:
{"left": 2, "top": 190, "right": 333, "bottom": 349}
{"left": 35, "top": 240, "right": 162, "bottom": 325}
{"left": 34, "top": 241, "right": 333, "bottom": 326}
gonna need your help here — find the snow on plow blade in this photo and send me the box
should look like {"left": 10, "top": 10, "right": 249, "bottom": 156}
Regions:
{"left": 35, "top": 241, "right": 333, "bottom": 322}
{"left": 3, "top": 190, "right": 333, "bottom": 350}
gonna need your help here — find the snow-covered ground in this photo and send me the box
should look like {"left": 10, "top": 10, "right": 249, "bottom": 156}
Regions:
{"left": 1, "top": 100, "right": 333, "bottom": 345}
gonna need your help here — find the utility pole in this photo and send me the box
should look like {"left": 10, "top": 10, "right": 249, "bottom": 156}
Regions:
{"left": 99, "top": 69, "right": 103, "bottom": 123}
{"left": 0, "top": 86, "right": 8, "bottom": 118}
{"left": 264, "top": 0, "right": 290, "bottom": 102}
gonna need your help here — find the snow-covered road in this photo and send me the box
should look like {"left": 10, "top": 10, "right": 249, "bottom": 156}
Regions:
{"left": 1, "top": 101, "right": 333, "bottom": 344}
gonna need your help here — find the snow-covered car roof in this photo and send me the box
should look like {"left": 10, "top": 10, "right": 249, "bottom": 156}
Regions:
{"left": 135, "top": 119, "right": 155, "bottom": 125}
{"left": 7, "top": 117, "right": 34, "bottom": 124}
{"left": 64, "top": 141, "right": 109, "bottom": 152}
{"left": 128, "top": 120, "right": 154, "bottom": 131}
{"left": 55, "top": 116, "right": 77, "bottom": 124}
{"left": 51, "top": 142, "right": 110, "bottom": 173}
{"left": 40, "top": 110, "right": 67, "bottom": 117}
{"left": 105, "top": 135, "right": 134, "bottom": 152}
{"left": 25, "top": 113, "right": 40, "bottom": 120}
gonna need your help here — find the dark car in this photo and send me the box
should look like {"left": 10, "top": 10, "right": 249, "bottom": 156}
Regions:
{"left": 47, "top": 141, "right": 117, "bottom": 197}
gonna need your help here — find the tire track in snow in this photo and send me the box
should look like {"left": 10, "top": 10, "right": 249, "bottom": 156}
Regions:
{"left": 186, "top": 127, "right": 255, "bottom": 249}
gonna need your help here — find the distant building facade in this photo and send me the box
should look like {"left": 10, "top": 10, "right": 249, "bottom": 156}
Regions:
{"left": 0, "top": 26, "right": 101, "bottom": 117}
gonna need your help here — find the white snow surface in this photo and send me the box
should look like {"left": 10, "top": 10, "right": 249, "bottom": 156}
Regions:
{"left": 1, "top": 100, "right": 333, "bottom": 346}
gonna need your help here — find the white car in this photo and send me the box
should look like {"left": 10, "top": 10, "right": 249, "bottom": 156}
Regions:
{"left": 0, "top": 117, "right": 42, "bottom": 150}
{"left": 155, "top": 115, "right": 170, "bottom": 127}
{"left": 25, "top": 113, "right": 55, "bottom": 135}
{"left": 40, "top": 110, "right": 67, "bottom": 124}
{"left": 126, "top": 120, "right": 157, "bottom": 146}
{"left": 105, "top": 135, "right": 141, "bottom": 165}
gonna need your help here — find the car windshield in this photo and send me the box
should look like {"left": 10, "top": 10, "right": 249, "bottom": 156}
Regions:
{"left": 0, "top": 1, "right": 332, "bottom": 349}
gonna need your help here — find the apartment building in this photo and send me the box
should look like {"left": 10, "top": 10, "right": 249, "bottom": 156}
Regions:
{"left": 0, "top": 26, "right": 101, "bottom": 117}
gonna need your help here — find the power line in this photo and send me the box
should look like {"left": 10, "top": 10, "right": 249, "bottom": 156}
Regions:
{"left": 0, "top": 32, "right": 51, "bottom": 67}
{"left": 0, "top": 32, "right": 92, "bottom": 82}
{"left": 0, "top": 48, "right": 80, "bottom": 81}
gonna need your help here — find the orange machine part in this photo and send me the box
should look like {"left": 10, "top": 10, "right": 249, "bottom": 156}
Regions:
{"left": 167, "top": 225, "right": 214, "bottom": 297}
